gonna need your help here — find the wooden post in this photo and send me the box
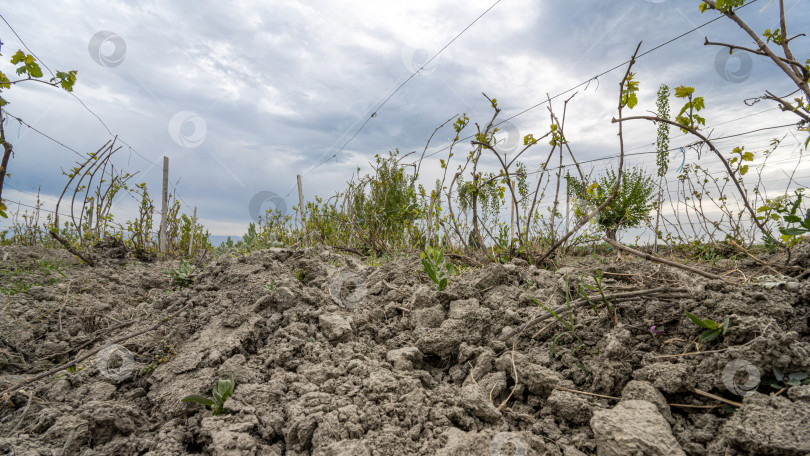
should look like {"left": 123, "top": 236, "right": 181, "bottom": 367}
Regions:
{"left": 297, "top": 175, "right": 305, "bottom": 226}
{"left": 510, "top": 180, "right": 516, "bottom": 245}
{"left": 87, "top": 199, "right": 94, "bottom": 238}
{"left": 297, "top": 174, "right": 305, "bottom": 245}
{"left": 159, "top": 156, "right": 169, "bottom": 256}
{"left": 654, "top": 174, "right": 663, "bottom": 253}
{"left": 565, "top": 171, "right": 569, "bottom": 247}
{"left": 189, "top": 206, "right": 197, "bottom": 256}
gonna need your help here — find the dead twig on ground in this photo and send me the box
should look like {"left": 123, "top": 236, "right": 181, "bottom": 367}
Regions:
{"left": 693, "top": 388, "right": 742, "bottom": 408}
{"left": 57, "top": 281, "right": 71, "bottom": 333}
{"left": 499, "top": 286, "right": 685, "bottom": 343}
{"left": 602, "top": 237, "right": 728, "bottom": 282}
{"left": 6, "top": 389, "right": 33, "bottom": 437}
{"left": 497, "top": 342, "right": 519, "bottom": 411}
{"left": 39, "top": 318, "right": 136, "bottom": 363}
{"left": 654, "top": 348, "right": 728, "bottom": 359}
{"left": 727, "top": 239, "right": 784, "bottom": 276}
{"left": 553, "top": 385, "right": 619, "bottom": 400}
{"left": 445, "top": 253, "right": 484, "bottom": 268}
{"left": 1, "top": 301, "right": 193, "bottom": 399}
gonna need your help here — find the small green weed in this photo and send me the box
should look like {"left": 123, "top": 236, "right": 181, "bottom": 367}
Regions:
{"left": 577, "top": 269, "right": 617, "bottom": 326}
{"left": 143, "top": 340, "right": 177, "bottom": 374}
{"left": 165, "top": 260, "right": 197, "bottom": 288}
{"left": 534, "top": 278, "right": 591, "bottom": 357}
{"left": 421, "top": 246, "right": 454, "bottom": 291}
{"left": 757, "top": 188, "right": 810, "bottom": 242}
{"left": 685, "top": 312, "right": 729, "bottom": 343}
{"left": 763, "top": 367, "right": 809, "bottom": 390}
{"left": 264, "top": 280, "right": 276, "bottom": 291}
{"left": 53, "top": 364, "right": 84, "bottom": 382}
{"left": 1, "top": 260, "right": 66, "bottom": 296}
{"left": 294, "top": 269, "right": 309, "bottom": 284}
{"left": 38, "top": 259, "right": 66, "bottom": 278}
{"left": 181, "top": 375, "right": 235, "bottom": 416}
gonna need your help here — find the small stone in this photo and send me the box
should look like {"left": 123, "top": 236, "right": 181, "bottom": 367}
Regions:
{"left": 621, "top": 380, "right": 673, "bottom": 423}
{"left": 318, "top": 314, "right": 353, "bottom": 342}
{"left": 722, "top": 392, "right": 810, "bottom": 454}
{"left": 512, "top": 362, "right": 562, "bottom": 398}
{"left": 632, "top": 363, "right": 691, "bottom": 393}
{"left": 386, "top": 346, "right": 422, "bottom": 371}
{"left": 590, "top": 400, "right": 685, "bottom": 456}
{"left": 410, "top": 305, "right": 445, "bottom": 329}
{"left": 448, "top": 298, "right": 480, "bottom": 319}
{"left": 460, "top": 384, "right": 502, "bottom": 423}
{"left": 788, "top": 385, "right": 810, "bottom": 402}
{"left": 546, "top": 389, "right": 593, "bottom": 425}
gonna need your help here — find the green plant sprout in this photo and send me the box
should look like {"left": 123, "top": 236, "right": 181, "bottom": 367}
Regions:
{"left": 577, "top": 269, "right": 617, "bottom": 326}
{"left": 421, "top": 245, "right": 454, "bottom": 291}
{"left": 164, "top": 260, "right": 197, "bottom": 288}
{"left": 181, "top": 375, "right": 235, "bottom": 416}
{"left": 761, "top": 189, "right": 810, "bottom": 241}
{"left": 38, "top": 259, "right": 66, "bottom": 278}
{"left": 762, "top": 367, "right": 809, "bottom": 391}
{"left": 264, "top": 280, "right": 276, "bottom": 291}
{"left": 534, "top": 277, "right": 591, "bottom": 358}
{"left": 685, "top": 312, "right": 729, "bottom": 343}
{"left": 52, "top": 363, "right": 84, "bottom": 382}
{"left": 294, "top": 268, "right": 309, "bottom": 284}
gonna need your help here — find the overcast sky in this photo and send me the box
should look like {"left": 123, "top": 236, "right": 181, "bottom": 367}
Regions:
{"left": 1, "top": 0, "right": 808, "bottom": 243}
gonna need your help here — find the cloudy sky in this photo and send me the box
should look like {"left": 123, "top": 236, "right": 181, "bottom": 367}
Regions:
{"left": 1, "top": 0, "right": 808, "bottom": 243}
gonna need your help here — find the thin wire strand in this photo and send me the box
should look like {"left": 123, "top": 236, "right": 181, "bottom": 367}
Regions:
{"left": 298, "top": 0, "right": 505, "bottom": 182}
{"left": 1, "top": 109, "right": 84, "bottom": 158}
{"left": 0, "top": 14, "right": 160, "bottom": 170}
{"left": 417, "top": 0, "right": 761, "bottom": 164}
{"left": 0, "top": 13, "right": 55, "bottom": 78}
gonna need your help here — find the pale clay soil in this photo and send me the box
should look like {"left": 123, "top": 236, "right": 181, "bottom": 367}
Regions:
{"left": 0, "top": 243, "right": 809, "bottom": 455}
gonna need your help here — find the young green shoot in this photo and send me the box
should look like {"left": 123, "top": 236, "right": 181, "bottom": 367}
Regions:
{"left": 577, "top": 269, "right": 617, "bottom": 326}
{"left": 685, "top": 312, "right": 729, "bottom": 343}
{"left": 164, "top": 260, "right": 197, "bottom": 288}
{"left": 421, "top": 245, "right": 454, "bottom": 291}
{"left": 181, "top": 375, "right": 235, "bottom": 416}
{"left": 534, "top": 277, "right": 591, "bottom": 357}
